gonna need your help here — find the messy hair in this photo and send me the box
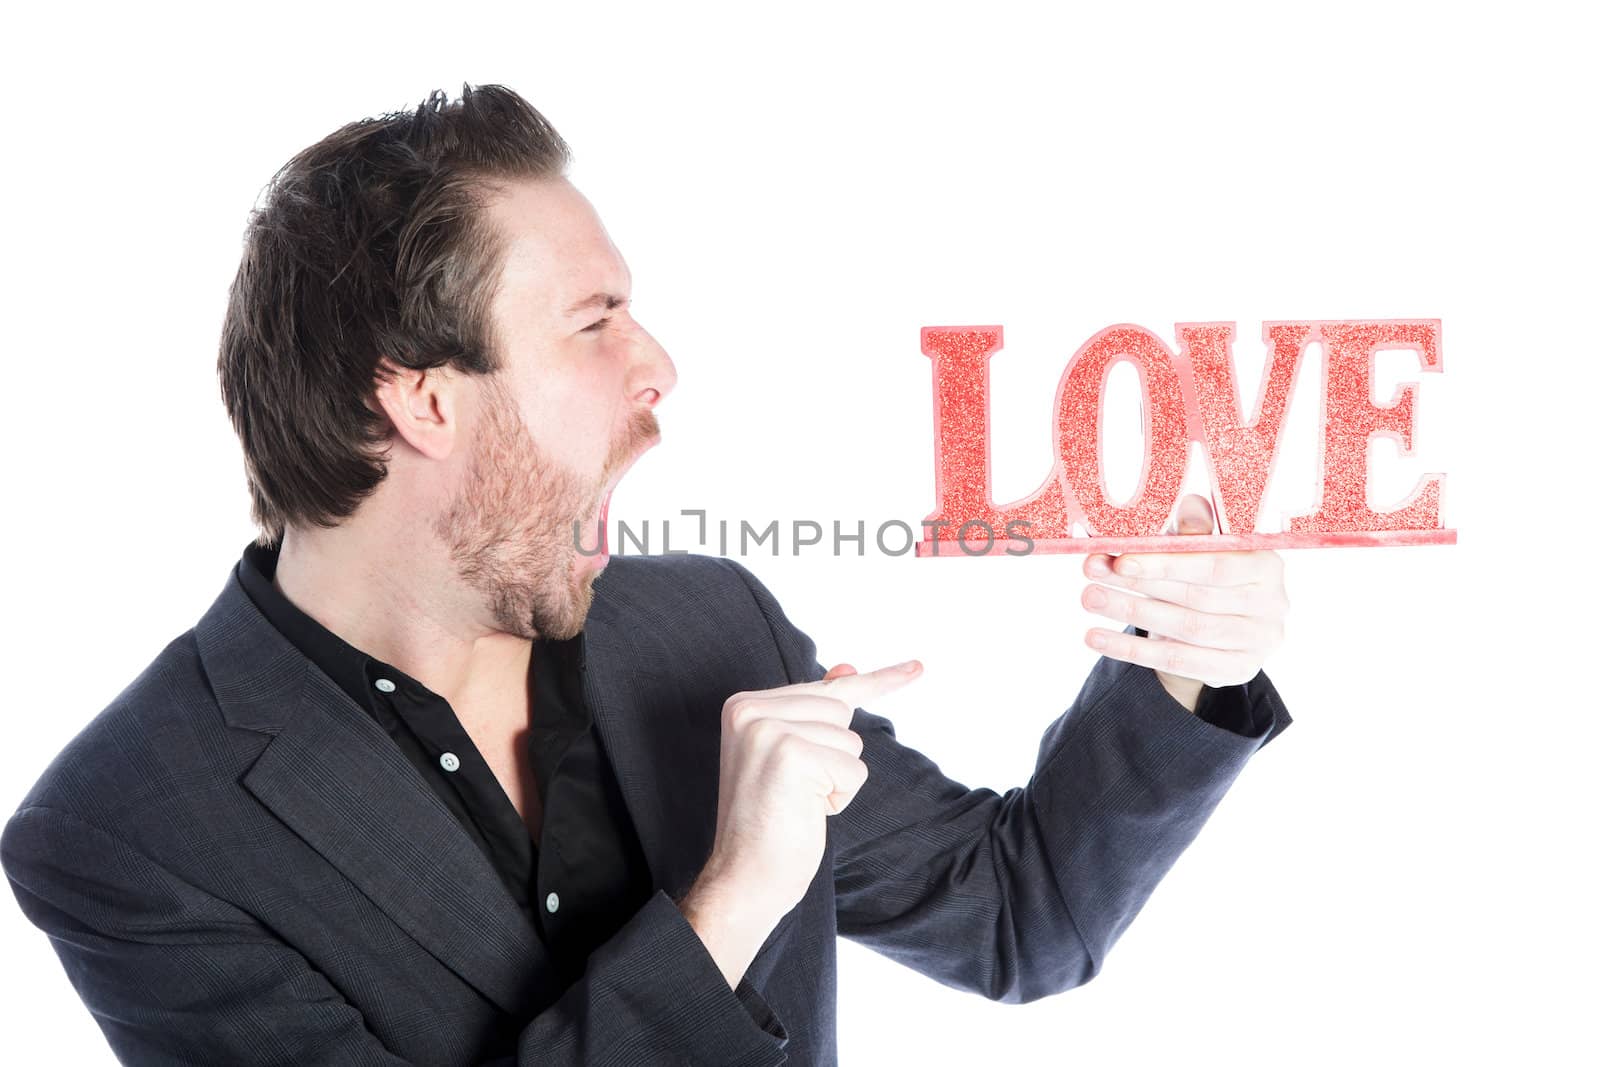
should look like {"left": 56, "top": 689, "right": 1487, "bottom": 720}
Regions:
{"left": 217, "top": 83, "right": 571, "bottom": 548}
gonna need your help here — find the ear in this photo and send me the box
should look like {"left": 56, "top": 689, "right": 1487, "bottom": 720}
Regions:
{"left": 371, "top": 358, "right": 461, "bottom": 461}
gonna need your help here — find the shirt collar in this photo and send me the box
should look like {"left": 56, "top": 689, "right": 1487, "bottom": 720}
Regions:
{"left": 237, "top": 540, "right": 395, "bottom": 716}
{"left": 235, "top": 540, "right": 584, "bottom": 715}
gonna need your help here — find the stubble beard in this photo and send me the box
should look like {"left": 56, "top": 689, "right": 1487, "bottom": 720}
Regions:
{"left": 431, "top": 381, "right": 600, "bottom": 642}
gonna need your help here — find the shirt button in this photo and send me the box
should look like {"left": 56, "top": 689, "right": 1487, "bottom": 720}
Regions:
{"left": 374, "top": 678, "right": 397, "bottom": 693}
{"left": 545, "top": 891, "right": 560, "bottom": 914}
{"left": 439, "top": 752, "right": 460, "bottom": 773}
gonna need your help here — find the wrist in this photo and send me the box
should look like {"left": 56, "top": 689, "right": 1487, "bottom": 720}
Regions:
{"left": 682, "top": 868, "right": 777, "bottom": 940}
{"left": 677, "top": 870, "right": 781, "bottom": 991}
{"left": 1156, "top": 670, "right": 1205, "bottom": 714}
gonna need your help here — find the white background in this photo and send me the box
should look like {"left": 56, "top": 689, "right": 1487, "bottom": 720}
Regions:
{"left": 2, "top": 1, "right": 1594, "bottom": 1063}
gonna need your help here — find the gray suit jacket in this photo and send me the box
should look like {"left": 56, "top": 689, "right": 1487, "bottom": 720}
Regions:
{"left": 2, "top": 551, "right": 1290, "bottom": 1065}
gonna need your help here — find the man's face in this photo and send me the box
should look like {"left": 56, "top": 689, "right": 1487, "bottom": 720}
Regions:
{"left": 431, "top": 177, "right": 674, "bottom": 641}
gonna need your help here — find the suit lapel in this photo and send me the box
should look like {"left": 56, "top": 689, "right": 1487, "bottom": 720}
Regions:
{"left": 200, "top": 565, "right": 556, "bottom": 1017}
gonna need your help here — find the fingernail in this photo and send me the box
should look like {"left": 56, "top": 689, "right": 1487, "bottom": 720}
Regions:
{"left": 897, "top": 659, "right": 921, "bottom": 672}
{"left": 1088, "top": 556, "right": 1109, "bottom": 576}
{"left": 1118, "top": 559, "right": 1141, "bottom": 576}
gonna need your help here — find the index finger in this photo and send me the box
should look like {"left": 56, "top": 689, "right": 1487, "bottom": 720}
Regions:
{"left": 1113, "top": 549, "right": 1270, "bottom": 586}
{"left": 806, "top": 659, "right": 924, "bottom": 706}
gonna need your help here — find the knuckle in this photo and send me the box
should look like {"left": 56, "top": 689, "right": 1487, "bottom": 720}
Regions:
{"left": 1181, "top": 608, "right": 1208, "bottom": 641}
{"left": 1164, "top": 645, "right": 1187, "bottom": 674}
{"left": 772, "top": 730, "right": 807, "bottom": 761}
{"left": 722, "top": 694, "right": 753, "bottom": 729}
{"left": 746, "top": 714, "right": 783, "bottom": 745}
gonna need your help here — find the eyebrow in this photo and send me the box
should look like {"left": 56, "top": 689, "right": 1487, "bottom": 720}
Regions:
{"left": 562, "top": 292, "right": 629, "bottom": 317}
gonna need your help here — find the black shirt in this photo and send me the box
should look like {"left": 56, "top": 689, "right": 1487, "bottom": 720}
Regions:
{"left": 237, "top": 541, "right": 653, "bottom": 985}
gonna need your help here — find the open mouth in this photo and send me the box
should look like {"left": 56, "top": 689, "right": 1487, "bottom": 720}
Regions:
{"left": 589, "top": 436, "right": 659, "bottom": 567}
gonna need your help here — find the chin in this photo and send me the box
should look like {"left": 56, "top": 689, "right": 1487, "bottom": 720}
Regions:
{"left": 536, "top": 571, "right": 596, "bottom": 641}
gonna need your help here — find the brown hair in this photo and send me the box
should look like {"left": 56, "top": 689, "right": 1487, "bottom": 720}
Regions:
{"left": 217, "top": 83, "right": 571, "bottom": 549}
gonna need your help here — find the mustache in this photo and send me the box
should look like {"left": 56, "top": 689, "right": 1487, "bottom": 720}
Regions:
{"left": 602, "top": 407, "right": 660, "bottom": 481}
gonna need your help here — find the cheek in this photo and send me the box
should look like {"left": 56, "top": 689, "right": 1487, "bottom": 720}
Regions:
{"left": 528, "top": 364, "right": 626, "bottom": 471}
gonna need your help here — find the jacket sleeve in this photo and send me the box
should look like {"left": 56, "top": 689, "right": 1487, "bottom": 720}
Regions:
{"left": 719, "top": 557, "right": 1291, "bottom": 1005}
{"left": 1135, "top": 625, "right": 1281, "bottom": 739}
{"left": 1, "top": 803, "right": 790, "bottom": 1066}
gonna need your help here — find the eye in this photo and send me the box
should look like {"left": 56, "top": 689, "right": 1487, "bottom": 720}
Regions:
{"left": 583, "top": 317, "right": 611, "bottom": 333}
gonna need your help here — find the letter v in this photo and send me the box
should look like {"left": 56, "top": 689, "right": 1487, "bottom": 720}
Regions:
{"left": 1173, "top": 322, "right": 1312, "bottom": 535}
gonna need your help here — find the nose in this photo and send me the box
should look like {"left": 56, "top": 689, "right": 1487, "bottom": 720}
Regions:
{"left": 631, "top": 323, "right": 677, "bottom": 409}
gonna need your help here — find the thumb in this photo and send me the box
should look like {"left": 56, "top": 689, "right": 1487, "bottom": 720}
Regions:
{"left": 822, "top": 662, "right": 859, "bottom": 681}
{"left": 1171, "top": 493, "right": 1214, "bottom": 536}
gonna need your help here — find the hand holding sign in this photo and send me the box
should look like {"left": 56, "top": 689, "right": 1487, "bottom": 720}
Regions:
{"left": 1081, "top": 492, "right": 1288, "bottom": 700}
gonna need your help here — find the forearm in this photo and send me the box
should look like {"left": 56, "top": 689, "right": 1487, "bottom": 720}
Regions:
{"left": 833, "top": 642, "right": 1287, "bottom": 1002}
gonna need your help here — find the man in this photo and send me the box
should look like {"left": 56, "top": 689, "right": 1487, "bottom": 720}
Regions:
{"left": 1, "top": 84, "right": 1292, "bottom": 1065}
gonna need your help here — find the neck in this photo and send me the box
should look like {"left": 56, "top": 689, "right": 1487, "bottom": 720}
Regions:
{"left": 271, "top": 517, "right": 534, "bottom": 718}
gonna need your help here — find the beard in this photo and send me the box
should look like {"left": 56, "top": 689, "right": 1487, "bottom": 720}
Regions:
{"left": 430, "top": 375, "right": 657, "bottom": 641}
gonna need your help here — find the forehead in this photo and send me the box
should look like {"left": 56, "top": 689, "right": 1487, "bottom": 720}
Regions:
{"left": 484, "top": 176, "right": 630, "bottom": 315}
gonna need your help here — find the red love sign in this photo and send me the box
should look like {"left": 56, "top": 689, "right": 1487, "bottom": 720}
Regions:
{"left": 916, "top": 320, "right": 1454, "bottom": 557}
